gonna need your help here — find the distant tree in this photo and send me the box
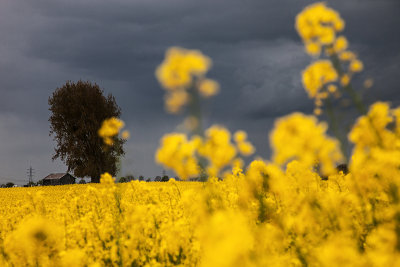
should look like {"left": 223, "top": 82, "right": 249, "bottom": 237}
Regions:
{"left": 119, "top": 177, "right": 128, "bottom": 183}
{"left": 155, "top": 176, "right": 161, "bottom": 182}
{"left": 0, "top": 184, "right": 5, "bottom": 188}
{"left": 5, "top": 182, "right": 14, "bottom": 188}
{"left": 139, "top": 175, "right": 144, "bottom": 181}
{"left": 36, "top": 179, "right": 44, "bottom": 186}
{"left": 161, "top": 175, "right": 169, "bottom": 182}
{"left": 126, "top": 174, "right": 135, "bottom": 181}
{"left": 79, "top": 179, "right": 86, "bottom": 184}
{"left": 49, "top": 80, "right": 125, "bottom": 183}
{"left": 146, "top": 178, "right": 151, "bottom": 182}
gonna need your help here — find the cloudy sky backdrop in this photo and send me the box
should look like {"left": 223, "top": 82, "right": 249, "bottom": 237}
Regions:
{"left": 0, "top": 0, "right": 399, "bottom": 184}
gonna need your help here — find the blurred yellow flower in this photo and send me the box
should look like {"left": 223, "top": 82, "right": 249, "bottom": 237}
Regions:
{"left": 270, "top": 112, "right": 343, "bottom": 175}
{"left": 165, "top": 90, "right": 189, "bottom": 114}
{"left": 314, "top": 108, "right": 322, "bottom": 116}
{"left": 296, "top": 2, "right": 345, "bottom": 55}
{"left": 234, "top": 130, "right": 247, "bottom": 143}
{"left": 98, "top": 117, "right": 125, "bottom": 145}
{"left": 155, "top": 47, "right": 211, "bottom": 90}
{"left": 155, "top": 133, "right": 200, "bottom": 180}
{"left": 4, "top": 216, "right": 63, "bottom": 266}
{"left": 198, "top": 125, "right": 237, "bottom": 177}
{"left": 305, "top": 42, "right": 321, "bottom": 56}
{"left": 200, "top": 211, "right": 253, "bottom": 267}
{"left": 121, "top": 130, "right": 130, "bottom": 140}
{"left": 349, "top": 102, "right": 393, "bottom": 149}
{"left": 198, "top": 79, "right": 220, "bottom": 98}
{"left": 302, "top": 60, "right": 338, "bottom": 98}
{"left": 237, "top": 141, "right": 255, "bottom": 156}
{"left": 100, "top": 172, "right": 115, "bottom": 184}
{"left": 340, "top": 74, "right": 350, "bottom": 86}
{"left": 327, "top": 84, "right": 337, "bottom": 93}
{"left": 234, "top": 130, "right": 255, "bottom": 156}
{"left": 339, "top": 51, "right": 356, "bottom": 61}
{"left": 156, "top": 47, "right": 216, "bottom": 114}
{"left": 349, "top": 59, "right": 363, "bottom": 72}
{"left": 333, "top": 36, "right": 348, "bottom": 53}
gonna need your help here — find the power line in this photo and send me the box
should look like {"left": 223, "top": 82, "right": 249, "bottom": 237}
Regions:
{"left": 26, "top": 166, "right": 35, "bottom": 186}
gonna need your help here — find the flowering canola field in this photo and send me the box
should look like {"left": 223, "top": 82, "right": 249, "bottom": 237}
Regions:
{"left": 0, "top": 180, "right": 205, "bottom": 266}
{"left": 2, "top": 2, "right": 400, "bottom": 266}
{"left": 2, "top": 152, "right": 400, "bottom": 267}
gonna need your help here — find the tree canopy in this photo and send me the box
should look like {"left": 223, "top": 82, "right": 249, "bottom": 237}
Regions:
{"left": 49, "top": 80, "right": 125, "bottom": 183}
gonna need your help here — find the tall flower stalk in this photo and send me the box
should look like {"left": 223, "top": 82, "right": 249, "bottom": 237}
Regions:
{"left": 296, "top": 2, "right": 367, "bottom": 160}
{"left": 154, "top": 47, "right": 254, "bottom": 180}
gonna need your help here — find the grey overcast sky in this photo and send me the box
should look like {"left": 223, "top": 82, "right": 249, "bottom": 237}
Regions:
{"left": 0, "top": 0, "right": 399, "bottom": 184}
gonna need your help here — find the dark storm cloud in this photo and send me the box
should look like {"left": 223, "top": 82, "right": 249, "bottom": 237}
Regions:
{"left": 0, "top": 0, "right": 399, "bottom": 183}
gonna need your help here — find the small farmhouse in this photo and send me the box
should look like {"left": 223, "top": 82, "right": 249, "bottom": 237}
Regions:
{"left": 43, "top": 173, "right": 76, "bottom": 186}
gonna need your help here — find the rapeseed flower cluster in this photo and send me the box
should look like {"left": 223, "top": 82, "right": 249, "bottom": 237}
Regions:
{"left": 155, "top": 125, "right": 255, "bottom": 179}
{"left": 155, "top": 133, "right": 201, "bottom": 180}
{"left": 302, "top": 60, "right": 337, "bottom": 101}
{"left": 156, "top": 47, "right": 219, "bottom": 114}
{"left": 296, "top": 2, "right": 344, "bottom": 56}
{"left": 297, "top": 2, "right": 365, "bottom": 117}
{"left": 98, "top": 117, "right": 129, "bottom": 145}
{"left": 270, "top": 112, "right": 343, "bottom": 175}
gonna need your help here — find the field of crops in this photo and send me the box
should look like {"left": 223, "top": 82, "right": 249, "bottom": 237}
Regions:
{"left": 0, "top": 180, "right": 204, "bottom": 266}
{"left": 1, "top": 158, "right": 400, "bottom": 267}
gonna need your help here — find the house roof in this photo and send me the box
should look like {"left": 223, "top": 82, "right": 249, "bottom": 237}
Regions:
{"left": 43, "top": 173, "right": 74, "bottom": 180}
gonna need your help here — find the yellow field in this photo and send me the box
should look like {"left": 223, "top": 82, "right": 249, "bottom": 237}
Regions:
{"left": 0, "top": 181, "right": 204, "bottom": 266}
{"left": 1, "top": 162, "right": 400, "bottom": 267}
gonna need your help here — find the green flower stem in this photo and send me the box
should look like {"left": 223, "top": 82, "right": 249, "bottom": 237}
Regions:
{"left": 327, "top": 48, "right": 367, "bottom": 115}
{"left": 188, "top": 83, "right": 204, "bottom": 137}
{"left": 327, "top": 48, "right": 383, "bottom": 147}
{"left": 188, "top": 82, "right": 208, "bottom": 180}
{"left": 325, "top": 96, "right": 348, "bottom": 162}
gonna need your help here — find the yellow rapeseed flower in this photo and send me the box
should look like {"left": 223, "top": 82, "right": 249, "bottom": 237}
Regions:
{"left": 333, "top": 36, "right": 348, "bottom": 53}
{"left": 270, "top": 112, "right": 343, "bottom": 175}
{"left": 234, "top": 130, "right": 255, "bottom": 156}
{"left": 98, "top": 117, "right": 125, "bottom": 145}
{"left": 165, "top": 90, "right": 189, "bottom": 114}
{"left": 198, "top": 79, "right": 220, "bottom": 98}
{"left": 155, "top": 47, "right": 211, "bottom": 90}
{"left": 156, "top": 47, "right": 215, "bottom": 114}
{"left": 100, "top": 172, "right": 115, "bottom": 184}
{"left": 296, "top": 2, "right": 345, "bottom": 55}
{"left": 340, "top": 74, "right": 350, "bottom": 86}
{"left": 121, "top": 130, "right": 130, "bottom": 140}
{"left": 305, "top": 42, "right": 321, "bottom": 56}
{"left": 314, "top": 108, "right": 322, "bottom": 116}
{"left": 234, "top": 130, "right": 247, "bottom": 143}
{"left": 155, "top": 133, "right": 200, "bottom": 180}
{"left": 327, "top": 84, "right": 337, "bottom": 93}
{"left": 339, "top": 51, "right": 356, "bottom": 61}
{"left": 349, "top": 59, "right": 364, "bottom": 72}
{"left": 198, "top": 125, "right": 237, "bottom": 177}
{"left": 302, "top": 60, "right": 338, "bottom": 98}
